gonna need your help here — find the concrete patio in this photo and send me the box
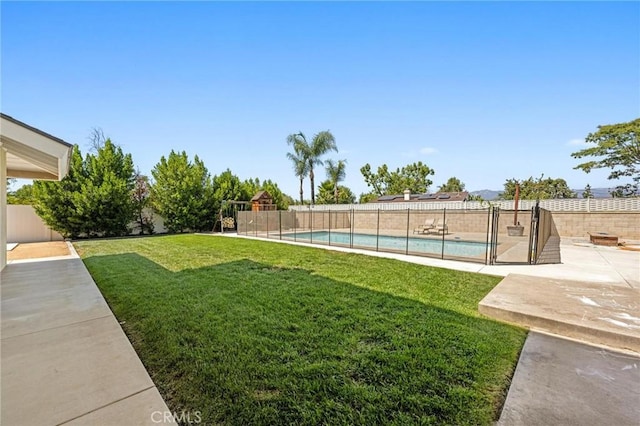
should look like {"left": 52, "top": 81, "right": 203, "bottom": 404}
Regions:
{"left": 1, "top": 244, "right": 176, "bottom": 425}
{"left": 479, "top": 274, "right": 640, "bottom": 352}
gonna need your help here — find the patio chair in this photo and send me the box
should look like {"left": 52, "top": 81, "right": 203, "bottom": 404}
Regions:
{"left": 434, "top": 218, "right": 448, "bottom": 235}
{"left": 413, "top": 218, "right": 437, "bottom": 234}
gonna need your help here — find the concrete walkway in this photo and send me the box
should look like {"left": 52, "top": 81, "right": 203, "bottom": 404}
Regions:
{"left": 1, "top": 244, "right": 176, "bottom": 425}
{"left": 499, "top": 331, "right": 640, "bottom": 425}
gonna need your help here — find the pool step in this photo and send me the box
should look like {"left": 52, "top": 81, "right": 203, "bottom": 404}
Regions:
{"left": 479, "top": 274, "right": 640, "bottom": 353}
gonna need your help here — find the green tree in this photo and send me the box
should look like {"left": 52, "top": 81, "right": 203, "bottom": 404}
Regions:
{"left": 242, "top": 177, "right": 261, "bottom": 199}
{"left": 325, "top": 159, "right": 347, "bottom": 203}
{"left": 286, "top": 137, "right": 310, "bottom": 205}
{"left": 609, "top": 186, "right": 639, "bottom": 198}
{"left": 33, "top": 146, "right": 85, "bottom": 238}
{"left": 242, "top": 177, "right": 291, "bottom": 210}
{"left": 287, "top": 131, "right": 338, "bottom": 205}
{"left": 132, "top": 171, "right": 154, "bottom": 235}
{"left": 582, "top": 184, "right": 593, "bottom": 199}
{"left": 260, "top": 179, "right": 291, "bottom": 210}
{"left": 316, "top": 180, "right": 355, "bottom": 204}
{"left": 572, "top": 118, "right": 640, "bottom": 197}
{"left": 500, "top": 175, "right": 576, "bottom": 200}
{"left": 151, "top": 151, "right": 214, "bottom": 233}
{"left": 7, "top": 183, "right": 35, "bottom": 204}
{"left": 358, "top": 192, "right": 379, "bottom": 204}
{"left": 33, "top": 140, "right": 135, "bottom": 237}
{"left": 360, "top": 162, "right": 434, "bottom": 196}
{"left": 212, "top": 169, "right": 249, "bottom": 209}
{"left": 74, "top": 139, "right": 135, "bottom": 236}
{"left": 438, "top": 177, "right": 465, "bottom": 192}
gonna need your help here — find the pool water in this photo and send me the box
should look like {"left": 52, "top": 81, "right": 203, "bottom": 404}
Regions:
{"left": 284, "top": 231, "right": 490, "bottom": 257}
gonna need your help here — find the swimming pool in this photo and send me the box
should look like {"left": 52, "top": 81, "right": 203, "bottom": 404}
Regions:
{"left": 283, "top": 231, "right": 490, "bottom": 257}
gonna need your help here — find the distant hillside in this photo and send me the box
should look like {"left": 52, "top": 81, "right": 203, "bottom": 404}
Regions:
{"left": 470, "top": 188, "right": 613, "bottom": 201}
{"left": 469, "top": 190, "right": 501, "bottom": 200}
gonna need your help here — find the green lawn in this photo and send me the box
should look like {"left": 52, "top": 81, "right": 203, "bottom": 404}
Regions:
{"left": 75, "top": 234, "right": 525, "bottom": 425}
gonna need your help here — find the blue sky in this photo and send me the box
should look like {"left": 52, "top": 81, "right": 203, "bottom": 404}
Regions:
{"left": 2, "top": 1, "right": 639, "bottom": 198}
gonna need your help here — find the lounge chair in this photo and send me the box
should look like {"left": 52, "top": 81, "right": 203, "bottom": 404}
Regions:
{"left": 413, "top": 218, "right": 437, "bottom": 234}
{"left": 434, "top": 218, "right": 448, "bottom": 235}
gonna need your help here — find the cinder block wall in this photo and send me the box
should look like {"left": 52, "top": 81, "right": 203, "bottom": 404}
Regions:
{"left": 288, "top": 210, "right": 639, "bottom": 240}
{"left": 551, "top": 212, "right": 639, "bottom": 239}
{"left": 293, "top": 211, "right": 351, "bottom": 230}
{"left": 361, "top": 211, "right": 495, "bottom": 234}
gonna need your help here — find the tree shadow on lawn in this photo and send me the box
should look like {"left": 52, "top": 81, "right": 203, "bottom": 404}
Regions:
{"left": 83, "top": 253, "right": 526, "bottom": 426}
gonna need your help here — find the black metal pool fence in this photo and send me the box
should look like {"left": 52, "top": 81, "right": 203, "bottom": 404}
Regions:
{"left": 236, "top": 205, "right": 558, "bottom": 265}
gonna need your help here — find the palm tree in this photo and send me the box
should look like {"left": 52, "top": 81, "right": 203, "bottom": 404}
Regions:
{"left": 306, "top": 131, "right": 337, "bottom": 205}
{"left": 286, "top": 133, "right": 310, "bottom": 204}
{"left": 325, "top": 159, "right": 347, "bottom": 204}
{"left": 287, "top": 130, "right": 338, "bottom": 205}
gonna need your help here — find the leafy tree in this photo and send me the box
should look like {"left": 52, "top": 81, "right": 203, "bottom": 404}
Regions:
{"left": 281, "top": 193, "right": 295, "bottom": 208}
{"left": 467, "top": 193, "right": 484, "bottom": 202}
{"left": 316, "top": 180, "right": 355, "bottom": 204}
{"left": 572, "top": 118, "right": 640, "bottom": 197}
{"left": 242, "top": 177, "right": 261, "bottom": 199}
{"left": 74, "top": 139, "right": 135, "bottom": 236}
{"left": 500, "top": 175, "right": 576, "bottom": 200}
{"left": 212, "top": 169, "right": 249, "bottom": 211}
{"left": 287, "top": 131, "right": 337, "bottom": 205}
{"left": 325, "top": 159, "right": 347, "bottom": 203}
{"left": 438, "top": 177, "right": 465, "bottom": 193}
{"left": 151, "top": 151, "right": 214, "bottom": 233}
{"left": 609, "top": 185, "right": 639, "bottom": 198}
{"left": 132, "top": 170, "right": 154, "bottom": 235}
{"left": 261, "top": 179, "right": 291, "bottom": 210}
{"left": 360, "top": 162, "right": 434, "bottom": 196}
{"left": 7, "top": 183, "right": 35, "bottom": 204}
{"left": 33, "top": 146, "right": 85, "bottom": 238}
{"left": 285, "top": 137, "right": 310, "bottom": 205}
{"left": 358, "top": 192, "right": 379, "bottom": 204}
{"left": 33, "top": 140, "right": 135, "bottom": 237}
{"left": 242, "top": 177, "right": 291, "bottom": 210}
{"left": 582, "top": 184, "right": 593, "bottom": 199}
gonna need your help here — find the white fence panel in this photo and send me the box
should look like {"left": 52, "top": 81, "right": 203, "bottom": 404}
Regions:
{"left": 7, "top": 205, "right": 64, "bottom": 243}
{"left": 7, "top": 205, "right": 168, "bottom": 241}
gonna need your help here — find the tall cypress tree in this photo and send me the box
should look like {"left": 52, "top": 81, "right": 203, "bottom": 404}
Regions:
{"left": 33, "top": 146, "right": 86, "bottom": 238}
{"left": 75, "top": 139, "right": 135, "bottom": 236}
{"left": 33, "top": 140, "right": 136, "bottom": 238}
{"left": 150, "top": 151, "right": 214, "bottom": 233}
